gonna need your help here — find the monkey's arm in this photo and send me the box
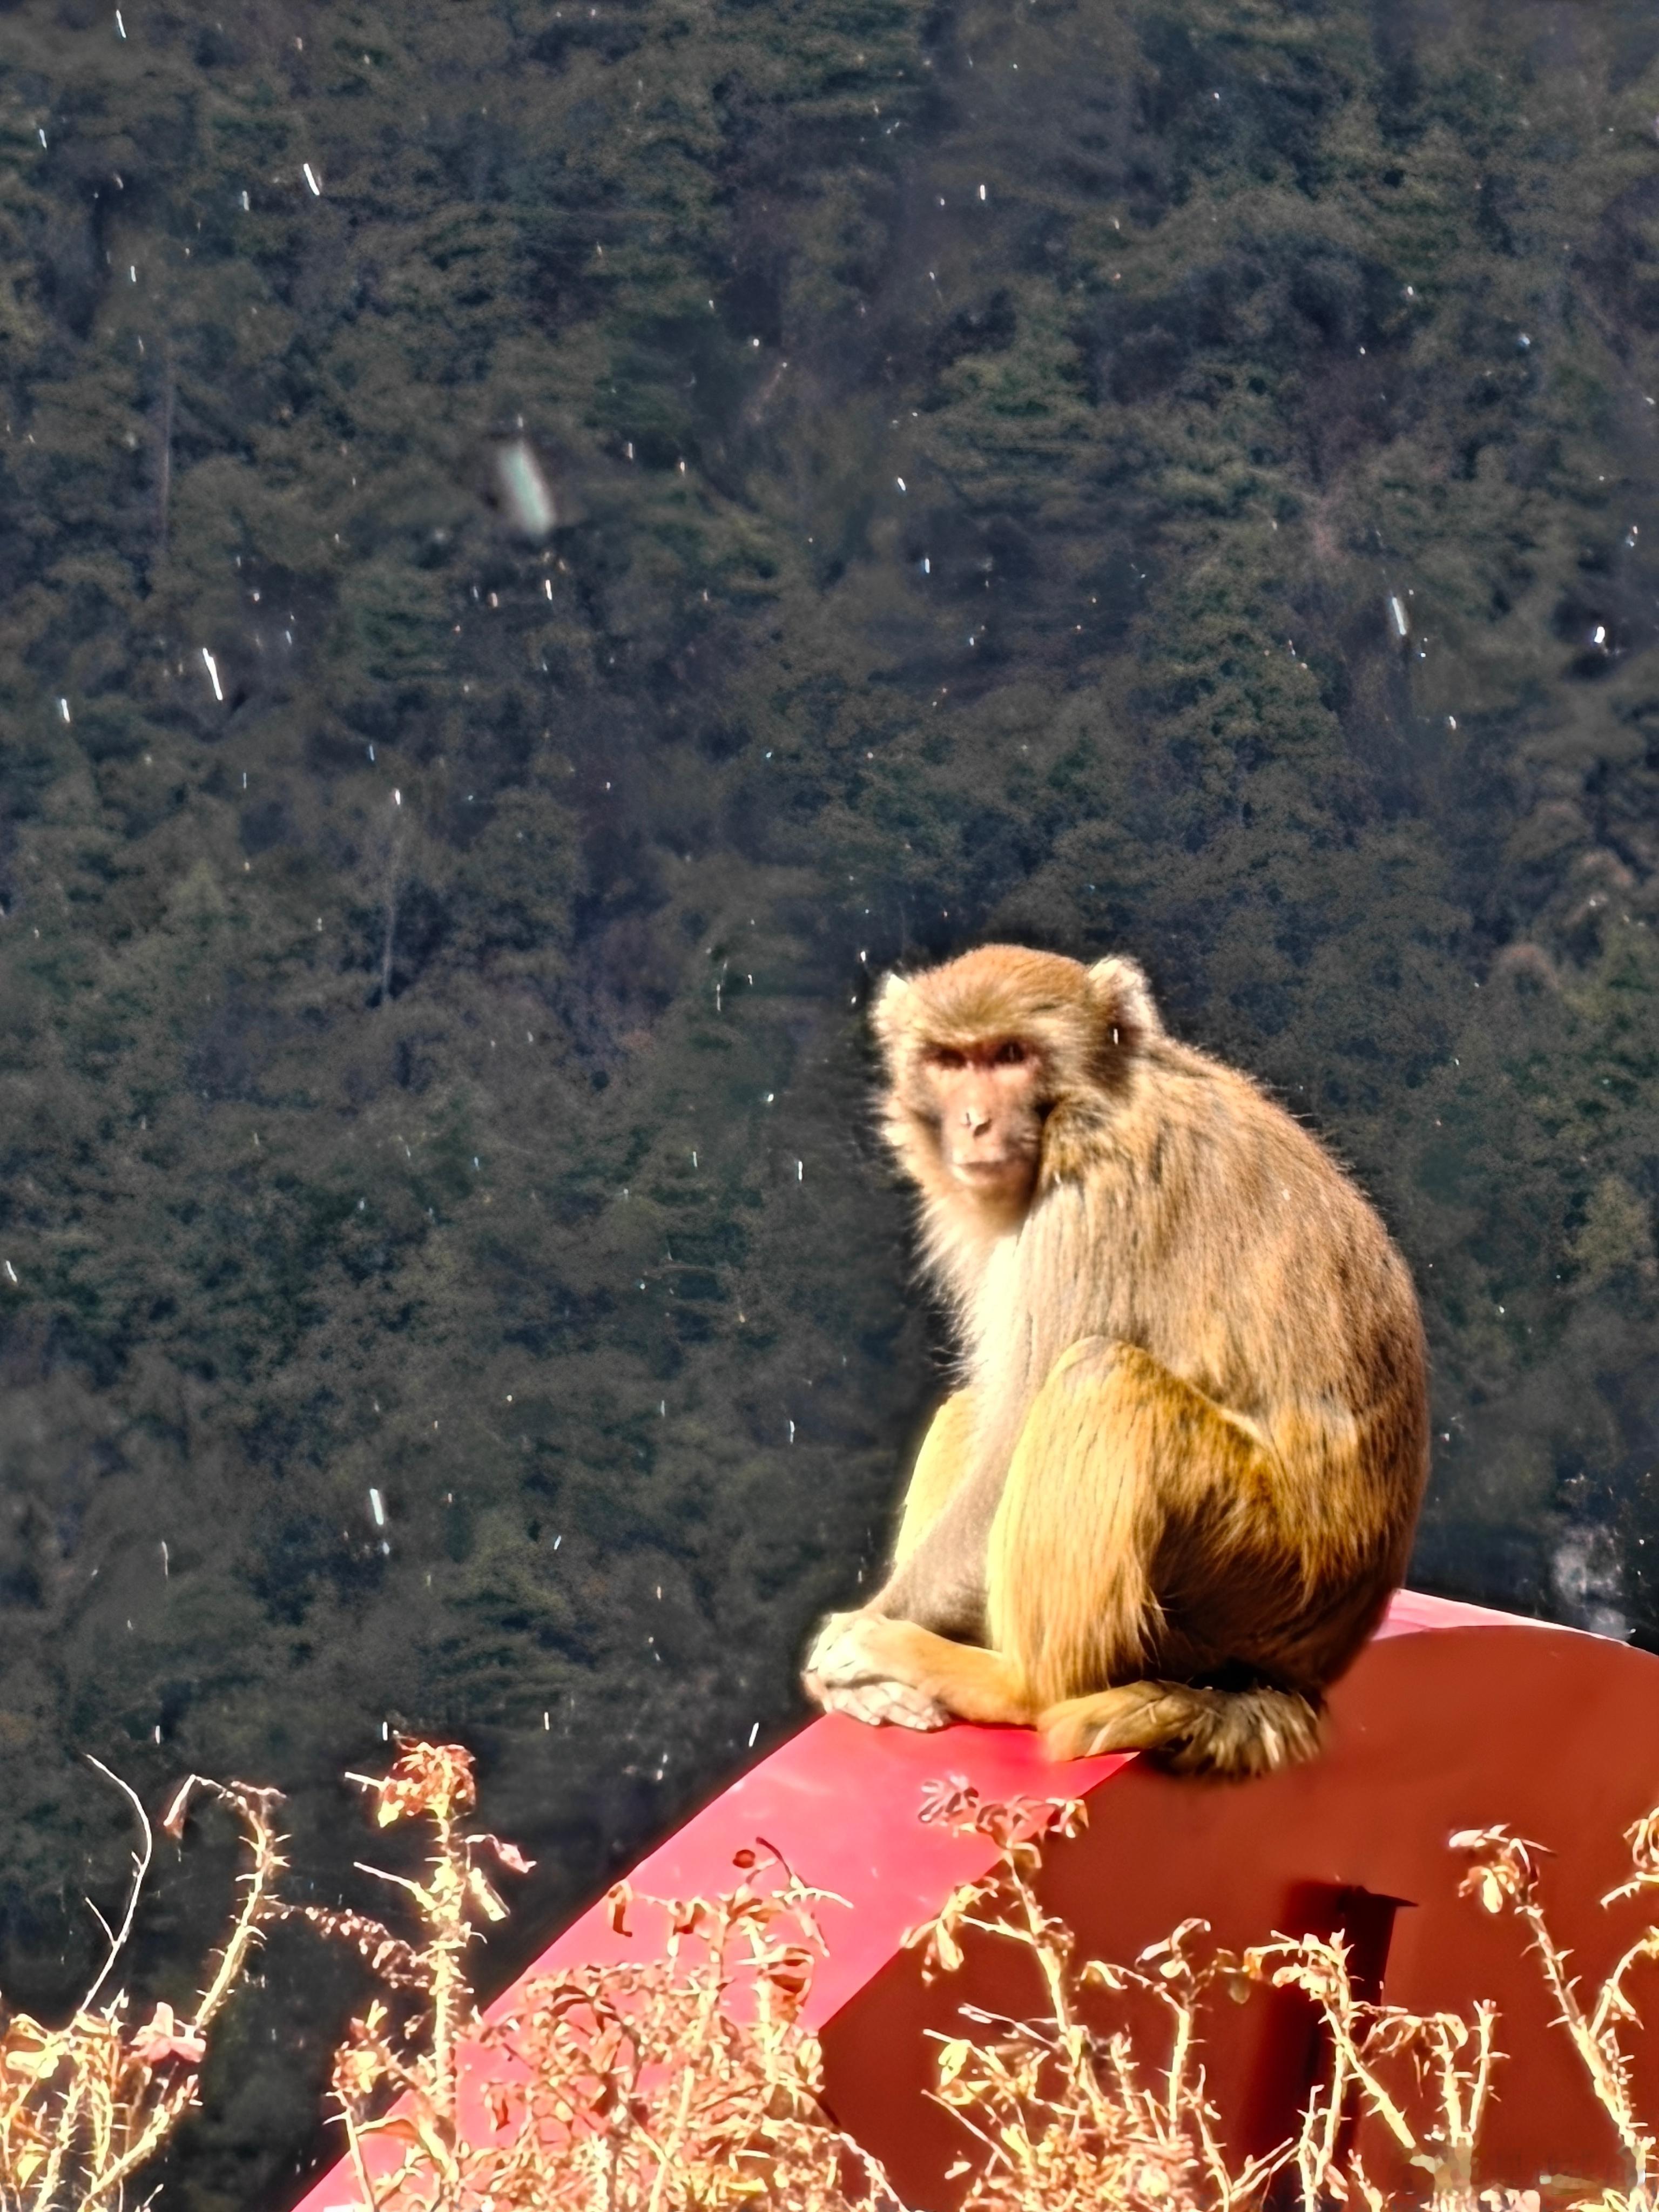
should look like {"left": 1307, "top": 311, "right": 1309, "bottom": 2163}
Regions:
{"left": 865, "top": 1460, "right": 1003, "bottom": 1638}
{"left": 802, "top": 1455, "right": 1008, "bottom": 1730}
{"left": 801, "top": 1393, "right": 1001, "bottom": 1730}
{"left": 865, "top": 1388, "right": 999, "bottom": 1636}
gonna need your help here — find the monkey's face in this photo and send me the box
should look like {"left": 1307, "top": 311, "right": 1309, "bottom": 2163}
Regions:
{"left": 922, "top": 1039, "right": 1046, "bottom": 1208}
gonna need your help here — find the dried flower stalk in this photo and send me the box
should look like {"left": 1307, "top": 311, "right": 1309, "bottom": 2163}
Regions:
{"left": 0, "top": 1764, "right": 285, "bottom": 2212}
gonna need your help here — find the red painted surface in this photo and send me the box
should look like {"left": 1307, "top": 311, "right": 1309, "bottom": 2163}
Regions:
{"left": 290, "top": 1592, "right": 1659, "bottom": 2209}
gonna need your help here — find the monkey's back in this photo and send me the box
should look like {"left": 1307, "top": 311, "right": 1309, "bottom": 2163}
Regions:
{"left": 1077, "top": 1035, "right": 1430, "bottom": 1669}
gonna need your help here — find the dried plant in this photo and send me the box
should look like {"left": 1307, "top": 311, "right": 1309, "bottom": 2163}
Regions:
{"left": 1451, "top": 1812, "right": 1659, "bottom": 2212}
{"left": 0, "top": 1762, "right": 286, "bottom": 2212}
{"left": 903, "top": 1781, "right": 1536, "bottom": 2212}
{"left": 1241, "top": 1928, "right": 1498, "bottom": 2212}
{"left": 902, "top": 1778, "right": 1289, "bottom": 2212}
{"left": 467, "top": 1854, "right": 898, "bottom": 2211}
{"left": 300, "top": 1737, "right": 894, "bottom": 2211}
{"left": 17, "top": 1735, "right": 1659, "bottom": 2212}
{"left": 901, "top": 1784, "right": 1659, "bottom": 2212}
{"left": 280, "top": 1739, "right": 531, "bottom": 2211}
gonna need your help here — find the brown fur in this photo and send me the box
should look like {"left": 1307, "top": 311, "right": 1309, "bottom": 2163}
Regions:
{"left": 801, "top": 945, "right": 1429, "bottom": 1777}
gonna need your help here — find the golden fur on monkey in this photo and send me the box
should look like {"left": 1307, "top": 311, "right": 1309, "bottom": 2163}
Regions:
{"left": 802, "top": 944, "right": 1429, "bottom": 1777}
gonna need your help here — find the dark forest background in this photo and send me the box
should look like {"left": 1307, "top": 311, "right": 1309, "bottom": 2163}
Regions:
{"left": 4, "top": 0, "right": 1659, "bottom": 2202}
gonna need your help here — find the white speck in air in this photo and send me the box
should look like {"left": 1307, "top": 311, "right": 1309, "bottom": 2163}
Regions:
{"left": 201, "top": 647, "right": 222, "bottom": 700}
{"left": 57, "top": 697, "right": 71, "bottom": 723}
{"left": 748, "top": 1721, "right": 759, "bottom": 1746}
{"left": 368, "top": 1488, "right": 387, "bottom": 1528}
{"left": 302, "top": 162, "right": 321, "bottom": 195}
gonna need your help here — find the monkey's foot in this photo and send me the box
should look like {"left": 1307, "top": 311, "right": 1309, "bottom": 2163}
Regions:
{"left": 801, "top": 1612, "right": 951, "bottom": 1732}
{"left": 1041, "top": 1681, "right": 1198, "bottom": 1762}
{"left": 815, "top": 1676, "right": 952, "bottom": 1730}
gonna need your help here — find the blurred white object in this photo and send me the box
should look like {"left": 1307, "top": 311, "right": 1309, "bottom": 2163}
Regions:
{"left": 496, "top": 439, "right": 556, "bottom": 537}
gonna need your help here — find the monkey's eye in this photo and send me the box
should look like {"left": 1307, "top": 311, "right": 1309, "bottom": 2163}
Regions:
{"left": 931, "top": 1047, "right": 967, "bottom": 1070}
{"left": 994, "top": 1040, "right": 1028, "bottom": 1067}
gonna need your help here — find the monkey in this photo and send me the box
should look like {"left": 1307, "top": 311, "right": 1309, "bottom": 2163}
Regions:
{"left": 801, "top": 945, "right": 1429, "bottom": 1777}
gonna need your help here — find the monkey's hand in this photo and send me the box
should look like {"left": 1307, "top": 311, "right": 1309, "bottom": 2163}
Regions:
{"left": 801, "top": 1611, "right": 951, "bottom": 1731}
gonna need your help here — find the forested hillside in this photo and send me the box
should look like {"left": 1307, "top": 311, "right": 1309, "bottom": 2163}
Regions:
{"left": 3, "top": 0, "right": 1659, "bottom": 2202}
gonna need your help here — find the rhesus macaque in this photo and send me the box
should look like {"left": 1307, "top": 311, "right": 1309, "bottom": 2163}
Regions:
{"left": 802, "top": 945, "right": 1428, "bottom": 1776}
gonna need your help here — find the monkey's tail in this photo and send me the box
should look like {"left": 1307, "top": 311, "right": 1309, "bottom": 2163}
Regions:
{"left": 1040, "top": 1679, "right": 1323, "bottom": 1778}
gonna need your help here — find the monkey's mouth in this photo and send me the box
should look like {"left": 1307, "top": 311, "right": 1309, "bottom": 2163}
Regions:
{"left": 951, "top": 1156, "right": 1031, "bottom": 1185}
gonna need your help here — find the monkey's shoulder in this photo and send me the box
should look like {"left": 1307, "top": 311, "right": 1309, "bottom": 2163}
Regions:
{"left": 1132, "top": 1040, "right": 1378, "bottom": 1195}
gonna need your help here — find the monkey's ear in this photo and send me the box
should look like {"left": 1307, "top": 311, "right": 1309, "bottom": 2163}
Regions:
{"left": 871, "top": 971, "right": 914, "bottom": 1052}
{"left": 1086, "top": 955, "right": 1162, "bottom": 1044}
